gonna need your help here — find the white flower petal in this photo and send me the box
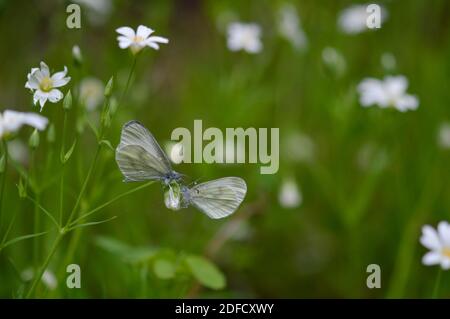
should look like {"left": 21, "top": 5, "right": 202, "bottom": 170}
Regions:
{"left": 136, "top": 25, "right": 154, "bottom": 39}
{"left": 147, "top": 36, "right": 169, "bottom": 44}
{"left": 39, "top": 61, "right": 50, "bottom": 77}
{"left": 422, "top": 251, "right": 441, "bottom": 266}
{"left": 438, "top": 221, "right": 450, "bottom": 247}
{"left": 18, "top": 113, "right": 48, "bottom": 131}
{"left": 420, "top": 225, "right": 442, "bottom": 251}
{"left": 51, "top": 66, "right": 67, "bottom": 81}
{"left": 146, "top": 42, "right": 160, "bottom": 50}
{"left": 384, "top": 76, "right": 408, "bottom": 96}
{"left": 441, "top": 257, "right": 450, "bottom": 270}
{"left": 52, "top": 75, "right": 71, "bottom": 88}
{"left": 116, "top": 26, "right": 135, "bottom": 38}
{"left": 48, "top": 89, "right": 63, "bottom": 103}
{"left": 118, "top": 38, "right": 133, "bottom": 49}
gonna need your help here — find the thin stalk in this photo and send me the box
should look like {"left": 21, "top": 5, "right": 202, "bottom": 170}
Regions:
{"left": 0, "top": 140, "right": 8, "bottom": 232}
{"left": 432, "top": 268, "right": 442, "bottom": 299}
{"left": 25, "top": 232, "right": 63, "bottom": 298}
{"left": 65, "top": 145, "right": 101, "bottom": 226}
{"left": 119, "top": 55, "right": 137, "bottom": 108}
{"left": 59, "top": 111, "right": 68, "bottom": 226}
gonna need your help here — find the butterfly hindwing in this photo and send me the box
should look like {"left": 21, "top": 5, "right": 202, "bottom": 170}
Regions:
{"left": 187, "top": 177, "right": 247, "bottom": 219}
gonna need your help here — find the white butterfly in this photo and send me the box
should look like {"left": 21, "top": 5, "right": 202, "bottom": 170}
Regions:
{"left": 115, "top": 121, "right": 247, "bottom": 219}
{"left": 181, "top": 177, "right": 247, "bottom": 219}
{"left": 116, "top": 120, "right": 182, "bottom": 185}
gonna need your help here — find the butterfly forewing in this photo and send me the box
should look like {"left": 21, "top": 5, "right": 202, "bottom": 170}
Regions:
{"left": 116, "top": 121, "right": 172, "bottom": 181}
{"left": 188, "top": 177, "right": 247, "bottom": 219}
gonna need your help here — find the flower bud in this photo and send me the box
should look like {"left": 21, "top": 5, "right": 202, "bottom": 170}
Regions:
{"left": 164, "top": 183, "right": 181, "bottom": 211}
{"left": 47, "top": 124, "right": 55, "bottom": 144}
{"left": 104, "top": 76, "right": 114, "bottom": 97}
{"left": 63, "top": 90, "right": 72, "bottom": 111}
{"left": 28, "top": 129, "right": 40, "bottom": 150}
{"left": 72, "top": 45, "right": 83, "bottom": 67}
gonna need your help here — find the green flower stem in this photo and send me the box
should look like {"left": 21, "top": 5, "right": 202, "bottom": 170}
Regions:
{"left": 119, "top": 55, "right": 137, "bottom": 108}
{"left": 59, "top": 111, "right": 68, "bottom": 226}
{"left": 25, "top": 232, "right": 63, "bottom": 298}
{"left": 0, "top": 140, "right": 8, "bottom": 234}
{"left": 65, "top": 145, "right": 101, "bottom": 226}
{"left": 30, "top": 57, "right": 138, "bottom": 298}
{"left": 432, "top": 268, "right": 442, "bottom": 299}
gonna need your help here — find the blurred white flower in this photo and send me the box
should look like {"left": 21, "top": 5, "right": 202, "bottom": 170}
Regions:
{"left": 7, "top": 140, "right": 29, "bottom": 164}
{"left": 420, "top": 221, "right": 450, "bottom": 270}
{"left": 381, "top": 52, "right": 396, "bottom": 71}
{"left": 72, "top": 45, "right": 83, "bottom": 65}
{"left": 278, "top": 4, "right": 307, "bottom": 50}
{"left": 79, "top": 77, "right": 104, "bottom": 111}
{"left": 282, "top": 131, "right": 315, "bottom": 163}
{"left": 74, "top": 0, "right": 112, "bottom": 25}
{"left": 357, "top": 75, "right": 419, "bottom": 112}
{"left": 164, "top": 184, "right": 181, "bottom": 211}
{"left": 165, "top": 141, "right": 184, "bottom": 164}
{"left": 227, "top": 22, "right": 262, "bottom": 54}
{"left": 116, "top": 25, "right": 169, "bottom": 55}
{"left": 322, "top": 47, "right": 347, "bottom": 77}
{"left": 278, "top": 177, "right": 302, "bottom": 208}
{"left": 356, "top": 142, "right": 388, "bottom": 171}
{"left": 338, "top": 4, "right": 387, "bottom": 34}
{"left": 21, "top": 268, "right": 58, "bottom": 290}
{"left": 0, "top": 110, "right": 48, "bottom": 140}
{"left": 438, "top": 122, "right": 450, "bottom": 149}
{"left": 25, "top": 61, "right": 71, "bottom": 111}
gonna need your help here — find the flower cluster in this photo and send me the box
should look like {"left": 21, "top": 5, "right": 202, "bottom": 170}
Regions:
{"left": 357, "top": 76, "right": 419, "bottom": 112}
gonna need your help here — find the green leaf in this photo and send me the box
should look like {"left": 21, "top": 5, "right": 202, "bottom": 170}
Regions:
{"left": 61, "top": 139, "right": 77, "bottom": 164}
{"left": 99, "top": 140, "right": 114, "bottom": 151}
{"left": 68, "top": 216, "right": 117, "bottom": 231}
{"left": 95, "top": 236, "right": 131, "bottom": 255}
{"left": 0, "top": 154, "right": 5, "bottom": 173}
{"left": 153, "top": 258, "right": 175, "bottom": 279}
{"left": 185, "top": 255, "right": 226, "bottom": 290}
{"left": 1, "top": 231, "right": 47, "bottom": 250}
{"left": 16, "top": 178, "right": 27, "bottom": 198}
{"left": 104, "top": 76, "right": 114, "bottom": 97}
{"left": 95, "top": 236, "right": 157, "bottom": 264}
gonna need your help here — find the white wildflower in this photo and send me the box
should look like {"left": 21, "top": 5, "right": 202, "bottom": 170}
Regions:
{"left": 227, "top": 22, "right": 262, "bottom": 54}
{"left": 438, "top": 123, "right": 450, "bottom": 149}
{"left": 322, "top": 47, "right": 347, "bottom": 77}
{"left": 338, "top": 4, "right": 387, "bottom": 34}
{"left": 0, "top": 110, "right": 48, "bottom": 140}
{"left": 358, "top": 75, "right": 419, "bottom": 112}
{"left": 21, "top": 268, "right": 58, "bottom": 290}
{"left": 278, "top": 4, "right": 307, "bottom": 50}
{"left": 116, "top": 25, "right": 169, "bottom": 54}
{"left": 381, "top": 52, "right": 396, "bottom": 71}
{"left": 420, "top": 221, "right": 450, "bottom": 270}
{"left": 279, "top": 177, "right": 302, "bottom": 208}
{"left": 25, "top": 61, "right": 71, "bottom": 111}
{"left": 74, "top": 0, "right": 112, "bottom": 25}
{"left": 7, "top": 140, "right": 29, "bottom": 165}
{"left": 79, "top": 77, "right": 104, "bottom": 111}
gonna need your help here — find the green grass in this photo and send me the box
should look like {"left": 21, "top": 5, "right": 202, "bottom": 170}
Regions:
{"left": 0, "top": 0, "right": 449, "bottom": 298}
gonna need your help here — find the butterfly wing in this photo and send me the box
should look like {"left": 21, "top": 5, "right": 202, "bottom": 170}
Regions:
{"left": 116, "top": 121, "right": 172, "bottom": 182}
{"left": 187, "top": 177, "right": 247, "bottom": 219}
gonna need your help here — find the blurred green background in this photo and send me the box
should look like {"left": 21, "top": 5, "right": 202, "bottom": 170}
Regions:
{"left": 0, "top": 0, "right": 449, "bottom": 298}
